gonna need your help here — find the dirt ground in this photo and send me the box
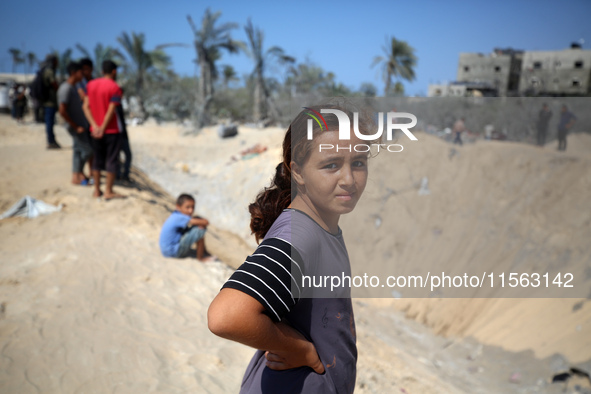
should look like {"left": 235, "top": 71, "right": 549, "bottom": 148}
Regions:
{"left": 0, "top": 115, "right": 589, "bottom": 393}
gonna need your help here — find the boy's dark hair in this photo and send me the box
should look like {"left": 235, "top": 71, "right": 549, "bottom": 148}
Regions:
{"left": 176, "top": 194, "right": 195, "bottom": 206}
{"left": 66, "top": 61, "right": 81, "bottom": 75}
{"left": 79, "top": 57, "right": 93, "bottom": 68}
{"left": 102, "top": 59, "right": 118, "bottom": 74}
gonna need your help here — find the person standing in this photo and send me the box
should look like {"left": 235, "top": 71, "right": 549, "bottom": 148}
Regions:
{"left": 536, "top": 103, "right": 552, "bottom": 146}
{"left": 115, "top": 100, "right": 133, "bottom": 182}
{"left": 58, "top": 61, "right": 93, "bottom": 185}
{"left": 42, "top": 54, "right": 61, "bottom": 149}
{"left": 557, "top": 105, "right": 576, "bottom": 151}
{"left": 82, "top": 60, "right": 124, "bottom": 200}
{"left": 453, "top": 117, "right": 466, "bottom": 146}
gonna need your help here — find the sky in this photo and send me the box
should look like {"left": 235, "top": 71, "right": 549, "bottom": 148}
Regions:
{"left": 1, "top": 0, "right": 590, "bottom": 96}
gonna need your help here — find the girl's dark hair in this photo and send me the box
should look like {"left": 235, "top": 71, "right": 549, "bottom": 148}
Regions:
{"left": 249, "top": 101, "right": 376, "bottom": 243}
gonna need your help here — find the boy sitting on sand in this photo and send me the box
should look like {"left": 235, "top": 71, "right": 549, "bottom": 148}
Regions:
{"left": 159, "top": 194, "right": 215, "bottom": 262}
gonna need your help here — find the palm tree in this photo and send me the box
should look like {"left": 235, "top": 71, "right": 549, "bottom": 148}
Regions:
{"left": 187, "top": 9, "right": 242, "bottom": 128}
{"left": 75, "top": 43, "right": 124, "bottom": 78}
{"left": 244, "top": 18, "right": 294, "bottom": 123}
{"left": 8, "top": 48, "right": 25, "bottom": 73}
{"left": 116, "top": 31, "right": 175, "bottom": 117}
{"left": 371, "top": 36, "right": 417, "bottom": 96}
{"left": 26, "top": 52, "right": 37, "bottom": 75}
{"left": 220, "top": 65, "right": 239, "bottom": 88}
{"left": 52, "top": 48, "right": 73, "bottom": 80}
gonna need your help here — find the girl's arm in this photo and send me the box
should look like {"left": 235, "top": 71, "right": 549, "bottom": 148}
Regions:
{"left": 208, "top": 288, "right": 325, "bottom": 374}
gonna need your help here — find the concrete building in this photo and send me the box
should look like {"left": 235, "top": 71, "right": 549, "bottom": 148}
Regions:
{"left": 456, "top": 48, "right": 523, "bottom": 97}
{"left": 427, "top": 83, "right": 466, "bottom": 97}
{"left": 428, "top": 44, "right": 591, "bottom": 97}
{"left": 519, "top": 45, "right": 591, "bottom": 95}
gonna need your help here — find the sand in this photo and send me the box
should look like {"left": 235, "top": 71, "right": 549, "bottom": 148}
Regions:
{"left": 0, "top": 115, "right": 590, "bottom": 393}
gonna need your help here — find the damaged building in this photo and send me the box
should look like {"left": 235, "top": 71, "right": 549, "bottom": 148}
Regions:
{"left": 429, "top": 44, "right": 591, "bottom": 97}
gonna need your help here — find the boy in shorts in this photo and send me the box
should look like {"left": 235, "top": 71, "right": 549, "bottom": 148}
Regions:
{"left": 159, "top": 194, "right": 215, "bottom": 261}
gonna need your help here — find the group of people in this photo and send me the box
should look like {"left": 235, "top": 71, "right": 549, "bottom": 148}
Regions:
{"left": 451, "top": 103, "right": 577, "bottom": 150}
{"left": 37, "top": 54, "right": 132, "bottom": 198}
{"left": 536, "top": 103, "right": 577, "bottom": 151}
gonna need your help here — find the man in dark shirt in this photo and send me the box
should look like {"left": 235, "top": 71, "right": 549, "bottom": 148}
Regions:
{"left": 42, "top": 54, "right": 61, "bottom": 149}
{"left": 58, "top": 61, "right": 93, "bottom": 185}
{"left": 536, "top": 103, "right": 552, "bottom": 147}
{"left": 557, "top": 105, "right": 576, "bottom": 151}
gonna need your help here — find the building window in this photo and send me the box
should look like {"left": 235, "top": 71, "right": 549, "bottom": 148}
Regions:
{"left": 464, "top": 66, "right": 470, "bottom": 72}
{"left": 555, "top": 61, "right": 561, "bottom": 67}
{"left": 574, "top": 61, "right": 583, "bottom": 68}
{"left": 572, "top": 79, "right": 581, "bottom": 87}
{"left": 435, "top": 89, "right": 442, "bottom": 96}
{"left": 495, "top": 66, "right": 501, "bottom": 72}
{"left": 533, "top": 61, "right": 542, "bottom": 69}
{"left": 530, "top": 77, "right": 539, "bottom": 86}
{"left": 553, "top": 78, "right": 559, "bottom": 84}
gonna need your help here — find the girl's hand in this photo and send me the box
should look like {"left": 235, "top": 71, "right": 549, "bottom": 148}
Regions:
{"left": 264, "top": 322, "right": 325, "bottom": 374}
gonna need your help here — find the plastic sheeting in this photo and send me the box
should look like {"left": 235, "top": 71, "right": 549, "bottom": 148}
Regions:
{"left": 0, "top": 195, "right": 62, "bottom": 219}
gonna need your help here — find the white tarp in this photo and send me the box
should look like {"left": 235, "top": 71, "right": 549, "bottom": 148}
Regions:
{"left": 0, "top": 195, "right": 62, "bottom": 219}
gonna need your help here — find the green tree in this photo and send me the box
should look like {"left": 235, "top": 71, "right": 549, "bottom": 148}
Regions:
{"left": 220, "top": 65, "right": 239, "bottom": 88}
{"left": 187, "top": 9, "right": 242, "bottom": 129}
{"left": 8, "top": 48, "right": 24, "bottom": 73}
{"left": 371, "top": 36, "right": 417, "bottom": 96}
{"left": 286, "top": 62, "right": 348, "bottom": 97}
{"left": 26, "top": 52, "right": 37, "bottom": 75}
{"left": 52, "top": 48, "right": 73, "bottom": 80}
{"left": 359, "top": 82, "right": 377, "bottom": 97}
{"left": 244, "top": 18, "right": 294, "bottom": 123}
{"left": 116, "top": 31, "right": 175, "bottom": 117}
{"left": 75, "top": 43, "right": 124, "bottom": 78}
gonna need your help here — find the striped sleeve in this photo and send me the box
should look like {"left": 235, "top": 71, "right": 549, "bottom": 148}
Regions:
{"left": 221, "top": 237, "right": 304, "bottom": 322}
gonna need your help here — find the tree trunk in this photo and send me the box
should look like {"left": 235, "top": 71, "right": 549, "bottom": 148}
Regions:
{"left": 193, "top": 59, "right": 212, "bottom": 131}
{"left": 385, "top": 72, "right": 392, "bottom": 97}
{"left": 136, "top": 70, "right": 147, "bottom": 119}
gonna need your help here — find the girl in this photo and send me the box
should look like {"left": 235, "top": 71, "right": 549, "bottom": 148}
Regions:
{"left": 208, "top": 104, "right": 374, "bottom": 393}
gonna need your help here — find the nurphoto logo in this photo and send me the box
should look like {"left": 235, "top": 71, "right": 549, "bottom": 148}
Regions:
{"left": 304, "top": 107, "right": 418, "bottom": 153}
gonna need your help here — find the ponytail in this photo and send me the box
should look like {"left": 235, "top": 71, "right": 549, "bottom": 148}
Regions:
{"left": 249, "top": 162, "right": 291, "bottom": 243}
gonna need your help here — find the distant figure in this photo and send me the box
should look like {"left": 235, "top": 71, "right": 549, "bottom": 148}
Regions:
{"left": 536, "top": 103, "right": 552, "bottom": 146}
{"left": 58, "top": 61, "right": 93, "bottom": 185}
{"left": 557, "top": 105, "right": 576, "bottom": 151}
{"left": 484, "top": 124, "right": 494, "bottom": 140}
{"left": 13, "top": 84, "right": 27, "bottom": 123}
{"left": 159, "top": 193, "right": 215, "bottom": 262}
{"left": 42, "top": 54, "right": 61, "bottom": 149}
{"left": 82, "top": 60, "right": 124, "bottom": 200}
{"left": 116, "top": 92, "right": 132, "bottom": 182}
{"left": 453, "top": 117, "right": 466, "bottom": 146}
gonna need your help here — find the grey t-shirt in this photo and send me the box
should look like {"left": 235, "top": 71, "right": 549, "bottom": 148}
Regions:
{"left": 222, "top": 209, "right": 357, "bottom": 393}
{"left": 57, "top": 81, "right": 89, "bottom": 131}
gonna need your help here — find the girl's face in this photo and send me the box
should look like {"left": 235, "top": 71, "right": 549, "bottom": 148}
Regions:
{"left": 293, "top": 130, "right": 368, "bottom": 223}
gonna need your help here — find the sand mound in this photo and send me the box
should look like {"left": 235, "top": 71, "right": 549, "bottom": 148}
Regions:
{"left": 133, "top": 122, "right": 591, "bottom": 363}
{"left": 1, "top": 115, "right": 589, "bottom": 393}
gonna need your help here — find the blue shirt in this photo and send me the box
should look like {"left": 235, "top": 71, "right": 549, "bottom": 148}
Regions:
{"left": 558, "top": 110, "right": 576, "bottom": 132}
{"left": 159, "top": 211, "right": 191, "bottom": 257}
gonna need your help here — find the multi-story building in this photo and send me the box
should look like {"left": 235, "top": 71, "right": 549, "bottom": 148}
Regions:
{"left": 428, "top": 44, "right": 591, "bottom": 97}
{"left": 456, "top": 48, "right": 523, "bottom": 97}
{"left": 519, "top": 44, "right": 591, "bottom": 95}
